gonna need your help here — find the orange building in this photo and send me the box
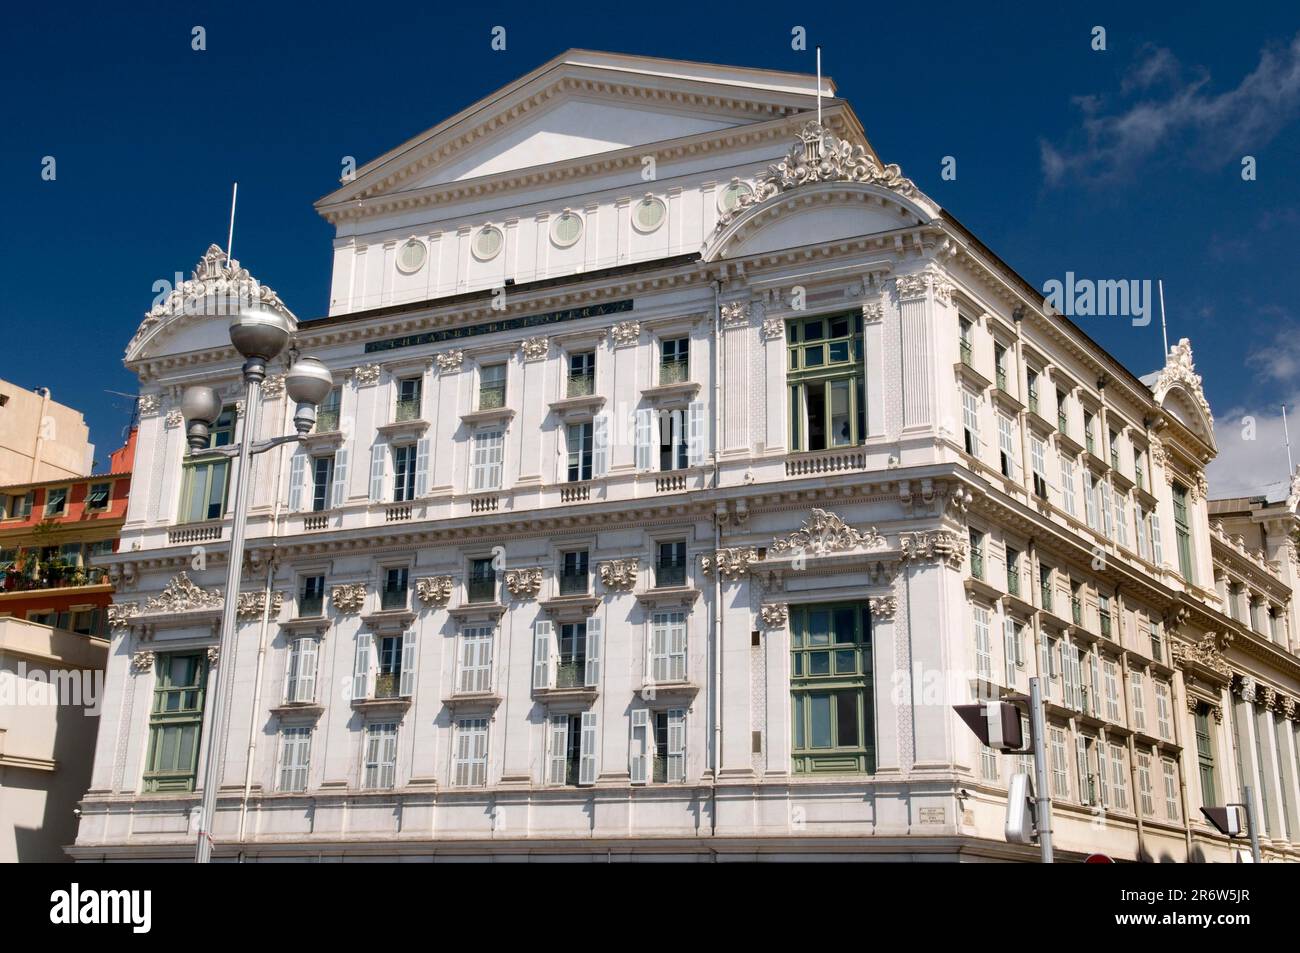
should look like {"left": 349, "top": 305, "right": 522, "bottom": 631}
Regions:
{"left": 0, "top": 430, "right": 136, "bottom": 633}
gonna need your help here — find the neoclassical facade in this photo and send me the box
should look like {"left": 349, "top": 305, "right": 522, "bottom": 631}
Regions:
{"left": 73, "top": 51, "right": 1300, "bottom": 861}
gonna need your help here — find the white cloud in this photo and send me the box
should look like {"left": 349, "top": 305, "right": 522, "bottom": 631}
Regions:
{"left": 1042, "top": 33, "right": 1300, "bottom": 185}
{"left": 1206, "top": 404, "right": 1296, "bottom": 500}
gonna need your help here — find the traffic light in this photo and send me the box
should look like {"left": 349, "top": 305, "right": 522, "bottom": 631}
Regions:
{"left": 1200, "top": 805, "right": 1247, "bottom": 837}
{"left": 1005, "top": 772, "right": 1037, "bottom": 845}
{"left": 953, "top": 700, "right": 1024, "bottom": 751}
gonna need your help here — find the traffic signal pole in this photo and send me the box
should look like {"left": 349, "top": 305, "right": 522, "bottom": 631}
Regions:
{"left": 1030, "top": 677, "right": 1053, "bottom": 864}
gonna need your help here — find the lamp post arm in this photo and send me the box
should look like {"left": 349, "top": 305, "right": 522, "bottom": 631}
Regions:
{"left": 187, "top": 433, "right": 302, "bottom": 462}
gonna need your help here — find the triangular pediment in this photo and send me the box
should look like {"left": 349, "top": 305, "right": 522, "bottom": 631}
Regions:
{"left": 317, "top": 50, "right": 831, "bottom": 208}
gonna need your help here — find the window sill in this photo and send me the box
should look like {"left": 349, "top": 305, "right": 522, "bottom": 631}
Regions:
{"left": 441, "top": 690, "right": 502, "bottom": 711}
{"left": 641, "top": 380, "right": 700, "bottom": 407}
{"left": 460, "top": 407, "right": 515, "bottom": 427}
{"left": 299, "top": 430, "right": 345, "bottom": 452}
{"left": 351, "top": 696, "right": 411, "bottom": 714}
{"left": 280, "top": 615, "right": 331, "bottom": 633}
{"left": 376, "top": 418, "right": 430, "bottom": 443}
{"left": 269, "top": 701, "right": 324, "bottom": 720}
{"left": 540, "top": 594, "right": 599, "bottom": 620}
{"left": 362, "top": 608, "right": 415, "bottom": 632}
{"left": 963, "top": 576, "right": 1002, "bottom": 603}
{"left": 635, "top": 587, "right": 701, "bottom": 609}
{"left": 636, "top": 679, "right": 699, "bottom": 701}
{"left": 532, "top": 685, "right": 598, "bottom": 707}
{"left": 547, "top": 394, "right": 605, "bottom": 420}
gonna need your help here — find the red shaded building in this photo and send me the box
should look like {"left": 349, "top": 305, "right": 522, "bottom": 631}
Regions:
{"left": 0, "top": 429, "right": 136, "bottom": 633}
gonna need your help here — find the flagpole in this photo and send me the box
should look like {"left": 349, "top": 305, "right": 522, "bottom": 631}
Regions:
{"left": 816, "top": 46, "right": 822, "bottom": 126}
{"left": 1285, "top": 405, "right": 1294, "bottom": 473}
{"left": 1158, "top": 279, "right": 1169, "bottom": 358}
{"left": 226, "top": 182, "right": 239, "bottom": 262}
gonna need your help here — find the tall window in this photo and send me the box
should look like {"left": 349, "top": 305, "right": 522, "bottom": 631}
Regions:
{"left": 392, "top": 445, "right": 416, "bottom": 502}
{"left": 179, "top": 406, "right": 235, "bottom": 522}
{"left": 311, "top": 455, "right": 334, "bottom": 511}
{"left": 993, "top": 342, "right": 1008, "bottom": 390}
{"left": 650, "top": 610, "right": 688, "bottom": 683}
{"left": 479, "top": 363, "right": 507, "bottom": 409}
{"left": 316, "top": 386, "right": 342, "bottom": 432}
{"left": 458, "top": 627, "right": 494, "bottom": 693}
{"left": 1083, "top": 410, "right": 1096, "bottom": 455}
{"left": 566, "top": 421, "right": 593, "bottom": 482}
{"left": 559, "top": 550, "right": 589, "bottom": 595}
{"left": 299, "top": 575, "right": 325, "bottom": 616}
{"left": 1162, "top": 758, "right": 1180, "bottom": 820}
{"left": 660, "top": 337, "right": 689, "bottom": 384}
{"left": 454, "top": 718, "right": 489, "bottom": 786}
{"left": 1190, "top": 707, "right": 1211, "bottom": 800}
{"left": 376, "top": 635, "right": 405, "bottom": 698}
{"left": 787, "top": 313, "right": 864, "bottom": 452}
{"left": 969, "top": 529, "right": 985, "bottom": 580}
{"left": 658, "top": 409, "right": 688, "bottom": 471}
{"left": 958, "top": 316, "right": 973, "bottom": 365}
{"left": 1049, "top": 727, "right": 1069, "bottom": 798}
{"left": 144, "top": 653, "right": 207, "bottom": 792}
{"left": 395, "top": 376, "right": 422, "bottom": 421}
{"left": 284, "top": 637, "right": 319, "bottom": 703}
{"left": 1155, "top": 681, "right": 1172, "bottom": 739}
{"left": 1130, "top": 670, "right": 1147, "bottom": 732}
{"left": 1109, "top": 429, "right": 1121, "bottom": 470}
{"left": 652, "top": 710, "right": 686, "bottom": 783}
{"left": 1056, "top": 389, "right": 1069, "bottom": 433}
{"left": 655, "top": 540, "right": 686, "bottom": 588}
{"left": 1060, "top": 454, "right": 1077, "bottom": 516}
{"left": 468, "top": 558, "right": 496, "bottom": 603}
{"left": 790, "top": 603, "right": 873, "bottom": 774}
{"left": 962, "top": 389, "right": 980, "bottom": 455}
{"left": 567, "top": 352, "right": 595, "bottom": 397}
{"left": 1026, "top": 369, "right": 1039, "bottom": 414}
{"left": 1172, "top": 482, "right": 1194, "bottom": 581}
{"left": 381, "top": 567, "right": 408, "bottom": 610}
{"left": 469, "top": 429, "right": 504, "bottom": 491}
{"left": 362, "top": 722, "right": 398, "bottom": 789}
{"left": 556, "top": 622, "right": 589, "bottom": 688}
{"left": 1137, "top": 752, "right": 1155, "bottom": 816}
{"left": 1030, "top": 436, "right": 1048, "bottom": 499}
{"left": 972, "top": 605, "right": 991, "bottom": 681}
{"left": 278, "top": 727, "right": 311, "bottom": 792}
{"left": 997, "top": 414, "right": 1016, "bottom": 477}
{"left": 547, "top": 712, "right": 597, "bottom": 786}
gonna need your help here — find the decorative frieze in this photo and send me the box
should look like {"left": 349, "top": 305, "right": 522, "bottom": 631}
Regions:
{"left": 1170, "top": 632, "right": 1232, "bottom": 679}
{"left": 609, "top": 320, "right": 640, "bottom": 347}
{"left": 598, "top": 559, "right": 638, "bottom": 591}
{"left": 130, "top": 650, "right": 154, "bottom": 673}
{"left": 435, "top": 350, "right": 464, "bottom": 373}
{"left": 505, "top": 567, "right": 543, "bottom": 599}
{"left": 899, "top": 531, "right": 968, "bottom": 569}
{"left": 331, "top": 583, "right": 367, "bottom": 613}
{"left": 142, "top": 573, "right": 222, "bottom": 614}
{"left": 207, "top": 646, "right": 221, "bottom": 666}
{"left": 353, "top": 363, "right": 381, "bottom": 386}
{"left": 760, "top": 603, "right": 788, "bottom": 628}
{"left": 894, "top": 273, "right": 928, "bottom": 300}
{"left": 701, "top": 547, "right": 762, "bottom": 580}
{"left": 861, "top": 302, "right": 884, "bottom": 323}
{"left": 261, "top": 374, "right": 286, "bottom": 400}
{"left": 720, "top": 301, "right": 750, "bottom": 327}
{"left": 108, "top": 602, "right": 139, "bottom": 630}
{"left": 137, "top": 394, "right": 161, "bottom": 417}
{"left": 415, "top": 575, "right": 453, "bottom": 607}
{"left": 236, "top": 590, "right": 284, "bottom": 621}
{"left": 521, "top": 336, "right": 549, "bottom": 362}
{"left": 770, "top": 508, "right": 886, "bottom": 557}
{"left": 761, "top": 316, "right": 785, "bottom": 340}
{"left": 869, "top": 596, "right": 898, "bottom": 620}
{"left": 164, "top": 409, "right": 183, "bottom": 428}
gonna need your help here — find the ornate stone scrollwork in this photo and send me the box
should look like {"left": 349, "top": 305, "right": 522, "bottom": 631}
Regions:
{"left": 1150, "top": 338, "right": 1215, "bottom": 428}
{"left": 899, "top": 531, "right": 968, "bottom": 569}
{"left": 894, "top": 274, "right": 929, "bottom": 300}
{"left": 861, "top": 302, "right": 884, "bottom": 323}
{"left": 700, "top": 547, "right": 762, "bottom": 580}
{"left": 236, "top": 590, "right": 284, "bottom": 620}
{"left": 261, "top": 374, "right": 286, "bottom": 400}
{"left": 142, "top": 573, "right": 222, "bottom": 613}
{"left": 137, "top": 394, "right": 161, "bottom": 417}
{"left": 435, "top": 350, "right": 464, "bottom": 373}
{"left": 164, "top": 409, "right": 184, "bottom": 428}
{"left": 207, "top": 646, "right": 221, "bottom": 666}
{"left": 353, "top": 363, "right": 381, "bottom": 386}
{"left": 771, "top": 509, "right": 886, "bottom": 558}
{"left": 609, "top": 321, "right": 641, "bottom": 347}
{"left": 760, "top": 603, "right": 788, "bottom": 628}
{"left": 504, "top": 568, "right": 543, "bottom": 600}
{"left": 720, "top": 301, "right": 750, "bottom": 327}
{"left": 761, "top": 316, "right": 785, "bottom": 340}
{"left": 598, "top": 559, "right": 638, "bottom": 592}
{"left": 931, "top": 280, "right": 955, "bottom": 305}
{"left": 108, "top": 602, "right": 139, "bottom": 630}
{"left": 521, "top": 336, "right": 549, "bottom": 362}
{"left": 1170, "top": 632, "right": 1233, "bottom": 678}
{"left": 1235, "top": 674, "right": 1257, "bottom": 703}
{"left": 869, "top": 596, "right": 898, "bottom": 620}
{"left": 130, "top": 650, "right": 154, "bottom": 674}
{"left": 331, "top": 583, "right": 367, "bottom": 613}
{"left": 415, "top": 575, "right": 453, "bottom": 607}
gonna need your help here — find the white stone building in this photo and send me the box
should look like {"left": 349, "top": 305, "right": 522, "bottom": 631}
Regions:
{"left": 73, "top": 51, "right": 1300, "bottom": 861}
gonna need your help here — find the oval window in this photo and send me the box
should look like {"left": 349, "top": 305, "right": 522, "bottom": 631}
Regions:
{"left": 473, "top": 226, "right": 503, "bottom": 261}
{"left": 396, "top": 239, "right": 426, "bottom": 274}
{"left": 551, "top": 211, "right": 583, "bottom": 247}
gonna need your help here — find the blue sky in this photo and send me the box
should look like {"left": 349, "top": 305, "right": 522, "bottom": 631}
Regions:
{"left": 3, "top": 1, "right": 1297, "bottom": 495}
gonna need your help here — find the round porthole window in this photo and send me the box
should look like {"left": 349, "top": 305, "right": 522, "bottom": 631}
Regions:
{"left": 473, "top": 225, "right": 503, "bottom": 261}
{"left": 718, "top": 181, "right": 753, "bottom": 213}
{"left": 551, "top": 211, "right": 583, "bottom": 247}
{"left": 633, "top": 196, "right": 667, "bottom": 233}
{"left": 396, "top": 238, "right": 427, "bottom": 274}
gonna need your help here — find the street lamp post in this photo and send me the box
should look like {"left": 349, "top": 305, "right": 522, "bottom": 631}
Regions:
{"left": 183, "top": 306, "right": 333, "bottom": 864}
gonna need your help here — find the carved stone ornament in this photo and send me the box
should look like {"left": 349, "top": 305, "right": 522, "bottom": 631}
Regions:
{"left": 436, "top": 350, "right": 464, "bottom": 373}
{"left": 1287, "top": 465, "right": 1300, "bottom": 511}
{"left": 1185, "top": 699, "right": 1224, "bottom": 723}
{"left": 862, "top": 302, "right": 884, "bottom": 323}
{"left": 894, "top": 273, "right": 929, "bottom": 300}
{"left": 130, "top": 650, "right": 154, "bottom": 674}
{"left": 234, "top": 400, "right": 245, "bottom": 419}
{"left": 1150, "top": 338, "right": 1215, "bottom": 428}
{"left": 598, "top": 559, "right": 638, "bottom": 591}
{"left": 1284, "top": 695, "right": 1297, "bottom": 721}
{"left": 415, "top": 575, "right": 453, "bottom": 607}
{"left": 137, "top": 394, "right": 161, "bottom": 417}
{"left": 236, "top": 590, "right": 284, "bottom": 620}
{"left": 761, "top": 603, "right": 788, "bottom": 628}
{"left": 900, "top": 531, "right": 969, "bottom": 569}
{"left": 1170, "top": 631, "right": 1233, "bottom": 679}
{"left": 521, "top": 336, "right": 549, "bottom": 362}
{"left": 761, "top": 316, "right": 785, "bottom": 340}
{"left": 716, "top": 120, "right": 920, "bottom": 227}
{"left": 142, "top": 573, "right": 223, "bottom": 614}
{"left": 261, "top": 374, "right": 286, "bottom": 400}
{"left": 108, "top": 602, "right": 139, "bottom": 630}
{"left": 609, "top": 320, "right": 641, "bottom": 347}
{"left": 770, "top": 508, "right": 887, "bottom": 558}
{"left": 700, "top": 547, "right": 762, "bottom": 580}
{"left": 869, "top": 596, "right": 898, "bottom": 619}
{"left": 353, "top": 363, "right": 381, "bottom": 386}
{"left": 128, "top": 245, "right": 296, "bottom": 359}
{"left": 331, "top": 583, "right": 367, "bottom": 613}
{"left": 932, "top": 279, "right": 956, "bottom": 305}
{"left": 207, "top": 646, "right": 221, "bottom": 666}
{"left": 720, "top": 301, "right": 750, "bottom": 327}
{"left": 1236, "top": 673, "right": 1257, "bottom": 703}
{"left": 505, "top": 567, "right": 543, "bottom": 599}
{"left": 1191, "top": 471, "right": 1210, "bottom": 503}
{"left": 164, "top": 409, "right": 184, "bottom": 428}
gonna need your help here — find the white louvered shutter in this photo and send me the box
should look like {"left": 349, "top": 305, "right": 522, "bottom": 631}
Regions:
{"left": 1076, "top": 736, "right": 1091, "bottom": 805}
{"left": 579, "top": 712, "right": 598, "bottom": 786}
{"left": 287, "top": 449, "right": 307, "bottom": 512}
{"left": 1061, "top": 455, "right": 1077, "bottom": 516}
{"left": 687, "top": 400, "right": 706, "bottom": 466}
{"left": 584, "top": 614, "right": 602, "bottom": 687}
{"left": 352, "top": 633, "right": 373, "bottom": 700}
{"left": 297, "top": 637, "right": 318, "bottom": 703}
{"left": 533, "top": 619, "right": 554, "bottom": 690}
{"left": 592, "top": 414, "right": 609, "bottom": 478}
{"left": 414, "top": 438, "right": 430, "bottom": 498}
{"left": 1150, "top": 514, "right": 1164, "bottom": 565}
{"left": 1003, "top": 616, "right": 1017, "bottom": 687}
{"left": 369, "top": 442, "right": 387, "bottom": 502}
{"left": 548, "top": 715, "right": 569, "bottom": 785}
{"left": 635, "top": 408, "right": 654, "bottom": 471}
{"left": 630, "top": 709, "right": 649, "bottom": 784}
{"left": 667, "top": 709, "right": 686, "bottom": 783}
{"left": 998, "top": 414, "right": 1016, "bottom": 476}
{"left": 331, "top": 447, "right": 349, "bottom": 508}
{"left": 399, "top": 630, "right": 417, "bottom": 697}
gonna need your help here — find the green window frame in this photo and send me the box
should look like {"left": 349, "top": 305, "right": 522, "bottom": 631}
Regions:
{"left": 786, "top": 312, "right": 865, "bottom": 452}
{"left": 1194, "top": 704, "right": 1217, "bottom": 807}
{"left": 144, "top": 652, "right": 208, "bottom": 793}
{"left": 179, "top": 406, "right": 235, "bottom": 522}
{"left": 1172, "top": 482, "right": 1194, "bottom": 582}
{"left": 790, "top": 602, "right": 874, "bottom": 775}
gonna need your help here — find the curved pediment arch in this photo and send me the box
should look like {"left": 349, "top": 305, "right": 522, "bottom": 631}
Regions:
{"left": 1149, "top": 338, "right": 1217, "bottom": 453}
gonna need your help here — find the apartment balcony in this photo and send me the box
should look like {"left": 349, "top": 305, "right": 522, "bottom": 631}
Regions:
{"left": 566, "top": 373, "right": 595, "bottom": 398}
{"left": 167, "top": 521, "right": 224, "bottom": 545}
{"left": 558, "top": 571, "right": 589, "bottom": 596}
{"left": 1, "top": 564, "right": 111, "bottom": 594}
{"left": 479, "top": 385, "right": 506, "bottom": 410}
{"left": 659, "top": 360, "right": 689, "bottom": 385}
{"left": 315, "top": 409, "right": 341, "bottom": 433}
{"left": 655, "top": 562, "right": 687, "bottom": 589}
{"left": 784, "top": 447, "right": 866, "bottom": 477}
{"left": 394, "top": 399, "right": 422, "bottom": 422}
{"left": 467, "top": 577, "right": 497, "bottom": 604}
{"left": 380, "top": 588, "right": 408, "bottom": 611}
